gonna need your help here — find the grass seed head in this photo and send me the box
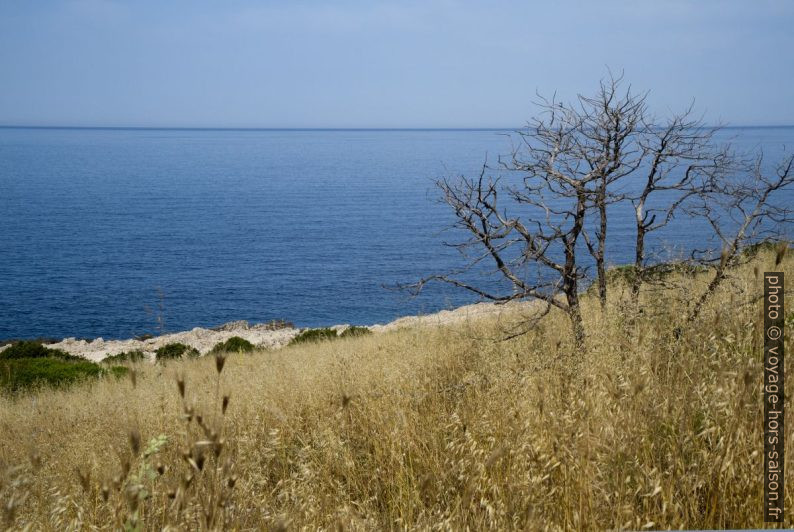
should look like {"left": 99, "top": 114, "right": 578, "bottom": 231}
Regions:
{"left": 119, "top": 455, "right": 131, "bottom": 479}
{"left": 214, "top": 440, "right": 224, "bottom": 459}
{"left": 129, "top": 430, "right": 141, "bottom": 456}
{"left": 75, "top": 467, "right": 91, "bottom": 492}
{"left": 775, "top": 241, "right": 788, "bottom": 266}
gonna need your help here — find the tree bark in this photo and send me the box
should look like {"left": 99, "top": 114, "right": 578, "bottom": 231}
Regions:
{"left": 563, "top": 189, "right": 588, "bottom": 349}
{"left": 596, "top": 191, "right": 608, "bottom": 309}
{"left": 631, "top": 200, "right": 646, "bottom": 307}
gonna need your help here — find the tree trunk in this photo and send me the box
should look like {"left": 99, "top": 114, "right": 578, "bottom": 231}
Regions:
{"left": 689, "top": 260, "right": 728, "bottom": 321}
{"left": 631, "top": 204, "right": 646, "bottom": 309}
{"left": 688, "top": 197, "right": 763, "bottom": 322}
{"left": 596, "top": 194, "right": 608, "bottom": 309}
{"left": 562, "top": 287, "right": 586, "bottom": 379}
{"left": 564, "top": 188, "right": 588, "bottom": 352}
{"left": 567, "top": 292, "right": 586, "bottom": 348}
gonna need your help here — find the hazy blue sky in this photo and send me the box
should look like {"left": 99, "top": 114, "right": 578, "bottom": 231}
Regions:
{"left": 1, "top": 0, "right": 792, "bottom": 128}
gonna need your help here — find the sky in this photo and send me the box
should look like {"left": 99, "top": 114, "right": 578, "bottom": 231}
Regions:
{"left": 0, "top": 0, "right": 792, "bottom": 128}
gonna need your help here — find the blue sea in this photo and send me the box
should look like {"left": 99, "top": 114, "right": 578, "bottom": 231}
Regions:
{"left": 0, "top": 127, "right": 791, "bottom": 340}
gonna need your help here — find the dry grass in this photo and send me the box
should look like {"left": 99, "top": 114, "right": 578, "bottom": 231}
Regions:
{"left": 0, "top": 251, "right": 792, "bottom": 530}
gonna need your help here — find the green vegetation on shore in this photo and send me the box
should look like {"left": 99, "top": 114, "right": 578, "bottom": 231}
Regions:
{"left": 289, "top": 325, "right": 371, "bottom": 346}
{"left": 0, "top": 341, "right": 127, "bottom": 392}
{"left": 210, "top": 336, "right": 255, "bottom": 354}
{"left": 102, "top": 350, "right": 147, "bottom": 364}
{"left": 154, "top": 343, "right": 199, "bottom": 361}
{"left": 288, "top": 327, "right": 337, "bottom": 345}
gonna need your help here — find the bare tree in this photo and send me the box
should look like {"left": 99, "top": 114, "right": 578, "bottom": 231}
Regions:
{"left": 410, "top": 76, "right": 648, "bottom": 348}
{"left": 414, "top": 158, "right": 590, "bottom": 349}
{"left": 628, "top": 107, "right": 733, "bottom": 308}
{"left": 686, "top": 152, "right": 794, "bottom": 320}
{"left": 411, "top": 73, "right": 792, "bottom": 351}
{"left": 573, "top": 75, "right": 645, "bottom": 310}
{"left": 410, "top": 74, "right": 652, "bottom": 347}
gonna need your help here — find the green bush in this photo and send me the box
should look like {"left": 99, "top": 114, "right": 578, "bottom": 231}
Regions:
{"left": 289, "top": 328, "right": 338, "bottom": 345}
{"left": 155, "top": 343, "right": 200, "bottom": 362}
{"left": 0, "top": 357, "right": 126, "bottom": 392}
{"left": 103, "top": 350, "right": 147, "bottom": 364}
{"left": 0, "top": 341, "right": 80, "bottom": 361}
{"left": 339, "top": 326, "right": 371, "bottom": 338}
{"left": 288, "top": 326, "right": 372, "bottom": 346}
{"left": 210, "top": 336, "right": 255, "bottom": 354}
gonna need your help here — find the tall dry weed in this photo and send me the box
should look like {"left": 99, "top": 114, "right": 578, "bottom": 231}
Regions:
{"left": 0, "top": 251, "right": 791, "bottom": 529}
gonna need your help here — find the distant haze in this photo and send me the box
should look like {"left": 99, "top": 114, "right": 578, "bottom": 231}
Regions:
{"left": 1, "top": 0, "right": 792, "bottom": 128}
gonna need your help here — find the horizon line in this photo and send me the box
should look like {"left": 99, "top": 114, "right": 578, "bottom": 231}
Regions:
{"left": 0, "top": 125, "right": 517, "bottom": 132}
{"left": 2, "top": 124, "right": 794, "bottom": 132}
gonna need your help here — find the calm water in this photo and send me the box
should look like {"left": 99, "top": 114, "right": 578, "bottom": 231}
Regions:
{"left": 1, "top": 127, "right": 791, "bottom": 339}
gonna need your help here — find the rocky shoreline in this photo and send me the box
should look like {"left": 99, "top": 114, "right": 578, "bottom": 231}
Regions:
{"left": 0, "top": 301, "right": 537, "bottom": 362}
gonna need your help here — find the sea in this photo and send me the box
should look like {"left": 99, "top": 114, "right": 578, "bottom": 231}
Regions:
{"left": 0, "top": 126, "right": 791, "bottom": 340}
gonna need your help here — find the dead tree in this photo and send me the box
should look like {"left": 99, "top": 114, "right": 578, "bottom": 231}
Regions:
{"left": 686, "top": 153, "right": 794, "bottom": 320}
{"left": 629, "top": 106, "right": 734, "bottom": 307}
{"left": 573, "top": 75, "right": 645, "bottom": 310}
{"left": 410, "top": 74, "right": 681, "bottom": 346}
{"left": 411, "top": 167, "right": 590, "bottom": 349}
{"left": 410, "top": 86, "right": 626, "bottom": 349}
{"left": 411, "top": 74, "right": 792, "bottom": 349}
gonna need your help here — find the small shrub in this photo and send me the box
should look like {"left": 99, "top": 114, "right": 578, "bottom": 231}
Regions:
{"left": 103, "top": 350, "right": 147, "bottom": 364}
{"left": 0, "top": 341, "right": 80, "bottom": 361}
{"left": 0, "top": 357, "right": 123, "bottom": 392}
{"left": 210, "top": 337, "right": 255, "bottom": 354}
{"left": 155, "top": 343, "right": 200, "bottom": 362}
{"left": 289, "top": 328, "right": 338, "bottom": 345}
{"left": 339, "top": 326, "right": 371, "bottom": 338}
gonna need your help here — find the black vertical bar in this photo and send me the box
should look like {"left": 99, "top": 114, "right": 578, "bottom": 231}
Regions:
{"left": 764, "top": 272, "right": 785, "bottom": 523}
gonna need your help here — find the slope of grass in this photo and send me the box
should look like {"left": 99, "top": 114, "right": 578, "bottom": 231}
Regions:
{"left": 0, "top": 250, "right": 791, "bottom": 529}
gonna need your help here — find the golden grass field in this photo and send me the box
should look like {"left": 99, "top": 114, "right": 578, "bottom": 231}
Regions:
{"left": 0, "top": 250, "right": 792, "bottom": 531}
